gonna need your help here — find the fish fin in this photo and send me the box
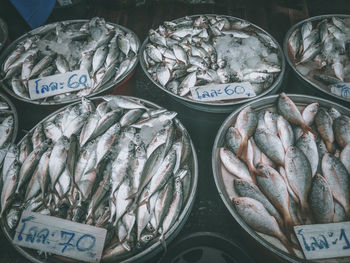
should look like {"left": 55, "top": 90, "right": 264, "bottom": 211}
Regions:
{"left": 159, "top": 233, "right": 167, "bottom": 253}
{"left": 301, "top": 123, "right": 317, "bottom": 137}
{"left": 125, "top": 191, "right": 138, "bottom": 201}
{"left": 237, "top": 137, "right": 248, "bottom": 157}
{"left": 138, "top": 198, "right": 150, "bottom": 213}
{"left": 252, "top": 168, "right": 268, "bottom": 178}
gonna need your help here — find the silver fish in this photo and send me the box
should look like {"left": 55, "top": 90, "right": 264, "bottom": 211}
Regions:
{"left": 322, "top": 153, "right": 350, "bottom": 217}
{"left": 284, "top": 146, "right": 312, "bottom": 220}
{"left": 333, "top": 115, "right": 350, "bottom": 148}
{"left": 309, "top": 174, "right": 334, "bottom": 224}
{"left": 219, "top": 147, "right": 251, "bottom": 182}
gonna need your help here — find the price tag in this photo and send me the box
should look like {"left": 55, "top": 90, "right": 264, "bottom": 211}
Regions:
{"left": 13, "top": 211, "right": 107, "bottom": 263}
{"left": 190, "top": 82, "right": 256, "bottom": 102}
{"left": 330, "top": 83, "right": 350, "bottom": 99}
{"left": 294, "top": 222, "right": 350, "bottom": 260}
{"left": 28, "top": 70, "right": 91, "bottom": 100}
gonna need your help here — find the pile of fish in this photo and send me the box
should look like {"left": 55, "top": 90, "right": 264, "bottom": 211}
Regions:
{"left": 0, "top": 96, "right": 194, "bottom": 261}
{"left": 0, "top": 95, "right": 16, "bottom": 171}
{"left": 287, "top": 16, "right": 350, "bottom": 99}
{"left": 218, "top": 93, "right": 350, "bottom": 257}
{"left": 143, "top": 15, "right": 282, "bottom": 101}
{"left": 0, "top": 17, "right": 139, "bottom": 103}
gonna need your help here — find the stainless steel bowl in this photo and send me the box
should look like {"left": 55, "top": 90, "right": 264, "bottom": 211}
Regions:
{"left": 0, "top": 17, "right": 8, "bottom": 52}
{"left": 1, "top": 95, "right": 198, "bottom": 263}
{"left": 140, "top": 14, "right": 285, "bottom": 114}
{"left": 212, "top": 94, "right": 350, "bottom": 263}
{"left": 0, "top": 19, "right": 140, "bottom": 106}
{"left": 0, "top": 91, "right": 18, "bottom": 145}
{"left": 283, "top": 14, "right": 350, "bottom": 105}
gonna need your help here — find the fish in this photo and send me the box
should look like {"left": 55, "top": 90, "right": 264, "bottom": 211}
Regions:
{"left": 1, "top": 160, "right": 20, "bottom": 215}
{"left": 225, "top": 127, "right": 242, "bottom": 154}
{"left": 276, "top": 115, "right": 294, "bottom": 152}
{"left": 340, "top": 144, "right": 350, "bottom": 174}
{"left": 284, "top": 146, "right": 312, "bottom": 220}
{"left": 315, "top": 108, "right": 335, "bottom": 153}
{"left": 234, "top": 179, "right": 283, "bottom": 227}
{"left": 219, "top": 147, "right": 252, "bottom": 182}
{"left": 309, "top": 174, "right": 334, "bottom": 224}
{"left": 48, "top": 136, "right": 69, "bottom": 189}
{"left": 322, "top": 153, "right": 350, "bottom": 217}
{"left": 295, "top": 132, "right": 318, "bottom": 176}
{"left": 333, "top": 115, "right": 350, "bottom": 148}
{"left": 233, "top": 197, "right": 296, "bottom": 256}
{"left": 256, "top": 164, "right": 294, "bottom": 230}
{"left": 277, "top": 93, "right": 314, "bottom": 135}
{"left": 302, "top": 102, "right": 319, "bottom": 125}
{"left": 235, "top": 106, "right": 258, "bottom": 157}
{"left": 254, "top": 128, "right": 285, "bottom": 166}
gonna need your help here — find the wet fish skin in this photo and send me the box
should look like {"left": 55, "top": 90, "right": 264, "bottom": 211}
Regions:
{"left": 234, "top": 179, "right": 283, "bottom": 227}
{"left": 296, "top": 132, "right": 318, "bottom": 176}
{"left": 277, "top": 115, "right": 294, "bottom": 152}
{"left": 233, "top": 197, "right": 296, "bottom": 255}
{"left": 219, "top": 147, "right": 252, "bottom": 182}
{"left": 277, "top": 93, "right": 314, "bottom": 135}
{"left": 235, "top": 106, "right": 258, "bottom": 157}
{"left": 322, "top": 153, "right": 350, "bottom": 217}
{"left": 254, "top": 128, "right": 285, "bottom": 166}
{"left": 284, "top": 146, "right": 312, "bottom": 220}
{"left": 309, "top": 174, "right": 334, "bottom": 224}
{"left": 333, "top": 115, "right": 350, "bottom": 148}
{"left": 256, "top": 164, "right": 294, "bottom": 230}
{"left": 16, "top": 139, "right": 51, "bottom": 194}
{"left": 315, "top": 108, "right": 335, "bottom": 153}
{"left": 302, "top": 102, "right": 319, "bottom": 125}
{"left": 48, "top": 136, "right": 69, "bottom": 189}
{"left": 340, "top": 144, "right": 350, "bottom": 174}
{"left": 225, "top": 127, "right": 242, "bottom": 154}
{"left": 1, "top": 160, "right": 20, "bottom": 216}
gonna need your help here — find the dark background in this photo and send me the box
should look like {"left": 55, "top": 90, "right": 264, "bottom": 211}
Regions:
{"left": 0, "top": 0, "right": 349, "bottom": 262}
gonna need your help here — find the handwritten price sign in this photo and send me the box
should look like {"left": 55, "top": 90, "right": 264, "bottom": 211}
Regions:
{"left": 13, "top": 211, "right": 106, "bottom": 262}
{"left": 28, "top": 70, "right": 91, "bottom": 100}
{"left": 294, "top": 222, "right": 350, "bottom": 260}
{"left": 330, "top": 83, "right": 350, "bottom": 99}
{"left": 190, "top": 82, "right": 256, "bottom": 102}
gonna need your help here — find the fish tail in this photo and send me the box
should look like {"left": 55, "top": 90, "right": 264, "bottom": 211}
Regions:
{"left": 325, "top": 140, "right": 335, "bottom": 154}
{"left": 278, "top": 233, "right": 298, "bottom": 257}
{"left": 301, "top": 123, "right": 316, "bottom": 137}
{"left": 125, "top": 191, "right": 137, "bottom": 201}
{"left": 237, "top": 137, "right": 248, "bottom": 158}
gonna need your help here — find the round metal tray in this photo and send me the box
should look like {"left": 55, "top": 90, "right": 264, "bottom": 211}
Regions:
{"left": 212, "top": 93, "right": 350, "bottom": 263}
{"left": 140, "top": 14, "right": 285, "bottom": 113}
{"left": 283, "top": 14, "right": 350, "bottom": 104}
{"left": 0, "top": 19, "right": 140, "bottom": 105}
{"left": 1, "top": 95, "right": 198, "bottom": 263}
{"left": 0, "top": 91, "right": 18, "bottom": 145}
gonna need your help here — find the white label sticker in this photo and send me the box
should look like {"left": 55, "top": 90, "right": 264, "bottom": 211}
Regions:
{"left": 294, "top": 222, "right": 350, "bottom": 260}
{"left": 330, "top": 83, "right": 350, "bottom": 99}
{"left": 190, "top": 82, "right": 256, "bottom": 102}
{"left": 57, "top": 0, "right": 73, "bottom": 6}
{"left": 13, "top": 211, "right": 107, "bottom": 263}
{"left": 28, "top": 70, "right": 91, "bottom": 100}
